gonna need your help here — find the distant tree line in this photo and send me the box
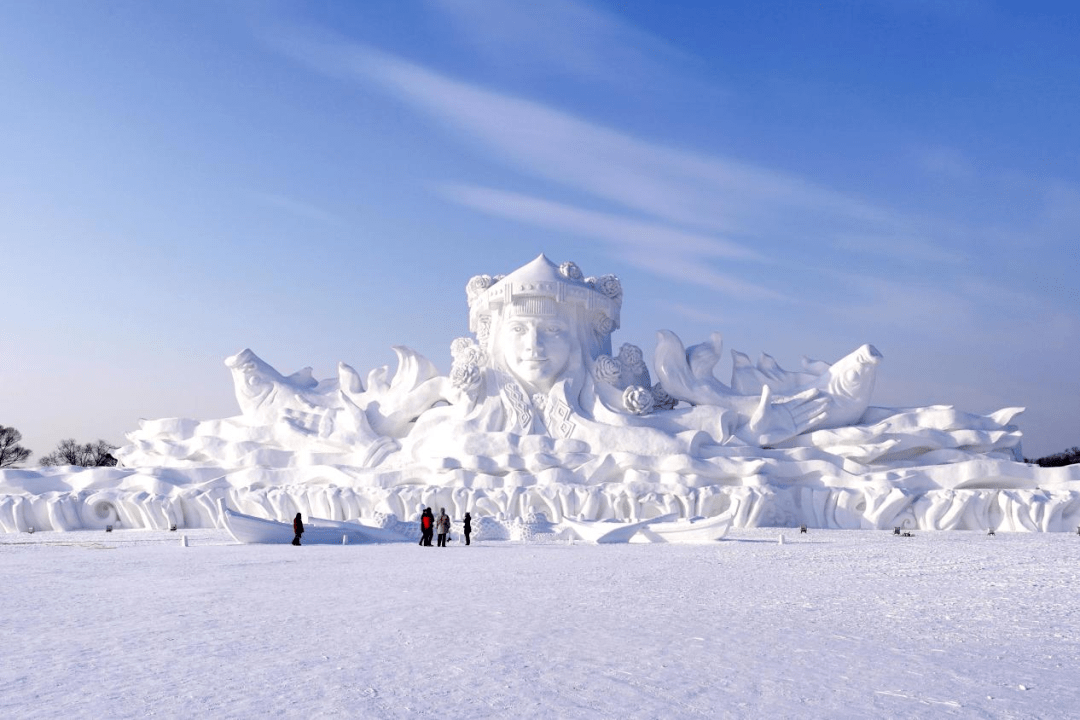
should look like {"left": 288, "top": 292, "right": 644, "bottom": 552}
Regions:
{"left": 39, "top": 439, "right": 118, "bottom": 467}
{"left": 1025, "top": 446, "right": 1080, "bottom": 468}
{"left": 0, "top": 425, "right": 117, "bottom": 467}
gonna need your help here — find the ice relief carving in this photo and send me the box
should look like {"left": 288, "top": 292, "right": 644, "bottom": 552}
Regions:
{"left": 58, "top": 252, "right": 1074, "bottom": 535}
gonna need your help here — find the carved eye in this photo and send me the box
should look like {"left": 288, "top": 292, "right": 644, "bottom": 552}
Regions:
{"left": 845, "top": 369, "right": 859, "bottom": 383}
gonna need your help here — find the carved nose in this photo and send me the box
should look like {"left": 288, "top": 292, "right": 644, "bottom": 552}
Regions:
{"left": 522, "top": 327, "right": 544, "bottom": 356}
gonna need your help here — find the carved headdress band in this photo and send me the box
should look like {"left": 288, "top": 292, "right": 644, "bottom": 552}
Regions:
{"left": 466, "top": 254, "right": 622, "bottom": 337}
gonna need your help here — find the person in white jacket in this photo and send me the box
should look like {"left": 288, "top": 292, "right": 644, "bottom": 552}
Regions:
{"left": 435, "top": 508, "right": 451, "bottom": 547}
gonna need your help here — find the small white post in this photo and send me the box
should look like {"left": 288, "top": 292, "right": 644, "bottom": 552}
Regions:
{"left": 181, "top": 535, "right": 188, "bottom": 548}
{"left": 342, "top": 534, "right": 349, "bottom": 545}
{"left": 778, "top": 534, "right": 785, "bottom": 545}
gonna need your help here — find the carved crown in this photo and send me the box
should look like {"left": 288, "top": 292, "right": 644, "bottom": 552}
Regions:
{"left": 466, "top": 254, "right": 622, "bottom": 336}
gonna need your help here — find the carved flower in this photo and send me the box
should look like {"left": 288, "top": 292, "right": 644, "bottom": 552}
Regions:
{"left": 596, "top": 274, "right": 622, "bottom": 302}
{"left": 584, "top": 276, "right": 597, "bottom": 289}
{"left": 593, "top": 311, "right": 615, "bottom": 336}
{"left": 623, "top": 385, "right": 655, "bottom": 415}
{"left": 592, "top": 354, "right": 622, "bottom": 385}
{"left": 651, "top": 382, "right": 678, "bottom": 411}
{"left": 450, "top": 337, "right": 487, "bottom": 367}
{"left": 450, "top": 362, "right": 482, "bottom": 391}
{"left": 559, "top": 261, "right": 584, "bottom": 281}
{"left": 618, "top": 343, "right": 645, "bottom": 370}
{"left": 465, "top": 274, "right": 493, "bottom": 301}
{"left": 450, "top": 337, "right": 472, "bottom": 358}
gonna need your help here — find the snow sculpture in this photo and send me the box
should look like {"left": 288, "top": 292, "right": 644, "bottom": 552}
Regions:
{"left": 2, "top": 254, "right": 1078, "bottom": 535}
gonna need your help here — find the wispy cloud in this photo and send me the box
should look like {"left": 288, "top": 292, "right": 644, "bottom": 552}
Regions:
{"left": 441, "top": 184, "right": 761, "bottom": 262}
{"left": 247, "top": 191, "right": 344, "bottom": 227}
{"left": 264, "top": 20, "right": 1075, "bottom": 319}
{"left": 667, "top": 302, "right": 731, "bottom": 326}
{"left": 425, "top": 0, "right": 687, "bottom": 86}
{"left": 1039, "top": 180, "right": 1080, "bottom": 236}
{"left": 908, "top": 143, "right": 977, "bottom": 182}
{"left": 831, "top": 232, "right": 968, "bottom": 265}
{"left": 267, "top": 31, "right": 926, "bottom": 247}
{"left": 816, "top": 264, "right": 1070, "bottom": 352}
{"left": 625, "top": 248, "right": 789, "bottom": 302}
{"left": 438, "top": 184, "right": 786, "bottom": 293}
{"left": 442, "top": 183, "right": 785, "bottom": 299}
{"left": 955, "top": 276, "right": 1045, "bottom": 315}
{"left": 833, "top": 273, "right": 980, "bottom": 330}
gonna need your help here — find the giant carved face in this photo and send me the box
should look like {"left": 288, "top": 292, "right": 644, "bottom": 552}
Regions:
{"left": 498, "top": 313, "right": 575, "bottom": 394}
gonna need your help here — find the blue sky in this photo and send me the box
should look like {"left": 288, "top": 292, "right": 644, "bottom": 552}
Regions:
{"left": 1, "top": 0, "right": 1077, "bottom": 461}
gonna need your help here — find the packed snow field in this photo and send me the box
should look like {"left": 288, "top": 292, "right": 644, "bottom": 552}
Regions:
{"left": 3, "top": 528, "right": 1078, "bottom": 719}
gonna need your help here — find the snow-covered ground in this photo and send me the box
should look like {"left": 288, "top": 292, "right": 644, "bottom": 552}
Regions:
{"left": 3, "top": 528, "right": 1078, "bottom": 719}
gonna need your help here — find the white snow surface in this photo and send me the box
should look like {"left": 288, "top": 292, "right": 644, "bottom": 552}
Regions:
{"left": 3, "top": 528, "right": 1079, "bottom": 719}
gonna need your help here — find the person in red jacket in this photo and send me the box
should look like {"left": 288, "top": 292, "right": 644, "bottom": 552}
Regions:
{"left": 419, "top": 507, "right": 434, "bottom": 547}
{"left": 291, "top": 513, "right": 304, "bottom": 546}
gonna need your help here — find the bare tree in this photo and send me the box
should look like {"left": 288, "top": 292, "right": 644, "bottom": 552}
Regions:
{"left": 0, "top": 425, "right": 32, "bottom": 467}
{"left": 39, "top": 439, "right": 118, "bottom": 467}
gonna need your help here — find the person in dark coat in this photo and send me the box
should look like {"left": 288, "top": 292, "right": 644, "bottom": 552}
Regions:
{"left": 419, "top": 508, "right": 434, "bottom": 547}
{"left": 436, "top": 508, "right": 450, "bottom": 547}
{"left": 292, "top": 513, "right": 304, "bottom": 546}
{"left": 463, "top": 512, "right": 472, "bottom": 546}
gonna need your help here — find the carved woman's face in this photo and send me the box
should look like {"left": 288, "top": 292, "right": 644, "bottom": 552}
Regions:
{"left": 498, "top": 314, "right": 574, "bottom": 394}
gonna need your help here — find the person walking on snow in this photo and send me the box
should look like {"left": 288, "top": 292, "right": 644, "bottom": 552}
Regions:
{"left": 436, "top": 508, "right": 451, "bottom": 547}
{"left": 419, "top": 507, "right": 434, "bottom": 547}
{"left": 463, "top": 512, "right": 472, "bottom": 546}
{"left": 292, "top": 513, "right": 304, "bottom": 546}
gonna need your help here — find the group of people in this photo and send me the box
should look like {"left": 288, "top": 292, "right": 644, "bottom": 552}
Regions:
{"left": 289, "top": 508, "right": 474, "bottom": 547}
{"left": 418, "top": 508, "right": 471, "bottom": 547}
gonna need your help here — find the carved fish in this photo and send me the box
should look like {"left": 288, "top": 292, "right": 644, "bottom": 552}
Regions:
{"left": 731, "top": 344, "right": 882, "bottom": 430}
{"left": 224, "top": 348, "right": 399, "bottom": 464}
{"left": 224, "top": 349, "right": 325, "bottom": 420}
{"left": 818, "top": 344, "right": 882, "bottom": 427}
